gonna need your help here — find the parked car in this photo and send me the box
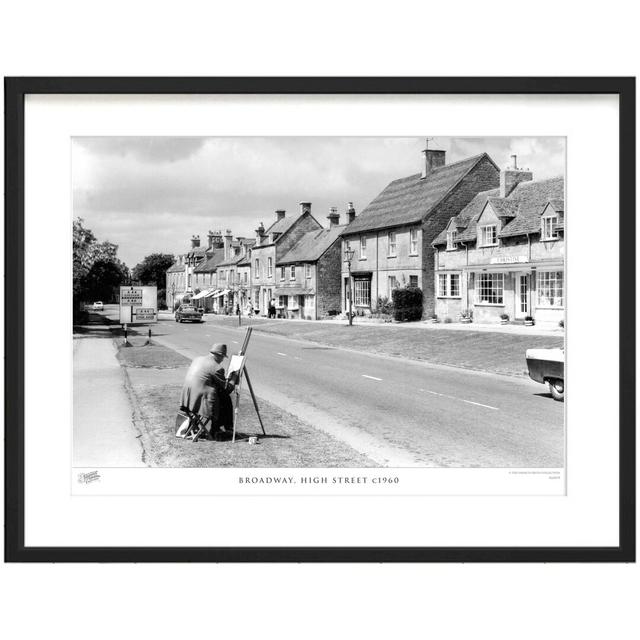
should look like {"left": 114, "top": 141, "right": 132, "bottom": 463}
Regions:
{"left": 175, "top": 304, "right": 204, "bottom": 323}
{"left": 92, "top": 301, "right": 104, "bottom": 311}
{"left": 526, "top": 348, "right": 564, "bottom": 401}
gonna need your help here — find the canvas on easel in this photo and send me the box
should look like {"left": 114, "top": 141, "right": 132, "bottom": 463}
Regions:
{"left": 229, "top": 328, "right": 266, "bottom": 442}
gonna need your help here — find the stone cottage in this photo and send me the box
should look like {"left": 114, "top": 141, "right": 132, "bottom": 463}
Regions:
{"left": 340, "top": 148, "right": 500, "bottom": 317}
{"left": 275, "top": 207, "right": 345, "bottom": 319}
{"left": 432, "top": 155, "right": 565, "bottom": 326}
{"left": 250, "top": 204, "right": 322, "bottom": 316}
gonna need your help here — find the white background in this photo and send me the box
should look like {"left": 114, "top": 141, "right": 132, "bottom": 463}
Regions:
{"left": 1, "top": 1, "right": 638, "bottom": 639}
{"left": 26, "top": 94, "right": 608, "bottom": 547}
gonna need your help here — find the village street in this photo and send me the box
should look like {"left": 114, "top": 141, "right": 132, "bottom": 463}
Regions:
{"left": 102, "top": 306, "right": 564, "bottom": 467}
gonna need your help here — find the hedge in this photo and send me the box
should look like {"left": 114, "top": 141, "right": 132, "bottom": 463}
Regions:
{"left": 391, "top": 286, "right": 423, "bottom": 322}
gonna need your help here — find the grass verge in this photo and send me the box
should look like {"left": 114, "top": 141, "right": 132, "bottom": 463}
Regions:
{"left": 117, "top": 340, "right": 375, "bottom": 467}
{"left": 202, "top": 317, "right": 564, "bottom": 378}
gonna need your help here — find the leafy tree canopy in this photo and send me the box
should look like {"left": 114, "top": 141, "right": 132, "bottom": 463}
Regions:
{"left": 132, "top": 253, "right": 175, "bottom": 287}
{"left": 73, "top": 217, "right": 129, "bottom": 302}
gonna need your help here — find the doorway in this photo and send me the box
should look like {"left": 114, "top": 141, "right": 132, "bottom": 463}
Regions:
{"left": 515, "top": 273, "right": 529, "bottom": 319}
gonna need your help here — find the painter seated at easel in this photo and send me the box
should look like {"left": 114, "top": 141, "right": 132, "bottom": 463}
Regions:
{"left": 178, "top": 343, "right": 238, "bottom": 440}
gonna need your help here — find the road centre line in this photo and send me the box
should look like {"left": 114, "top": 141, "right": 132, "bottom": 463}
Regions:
{"left": 276, "top": 352, "right": 287, "bottom": 356}
{"left": 420, "top": 388, "right": 499, "bottom": 411}
{"left": 362, "top": 374, "right": 382, "bottom": 381}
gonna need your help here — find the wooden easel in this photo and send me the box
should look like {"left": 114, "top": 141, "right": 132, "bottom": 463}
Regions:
{"left": 231, "top": 327, "right": 266, "bottom": 443}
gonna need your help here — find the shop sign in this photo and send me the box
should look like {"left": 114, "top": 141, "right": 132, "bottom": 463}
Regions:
{"left": 490, "top": 256, "right": 528, "bottom": 264}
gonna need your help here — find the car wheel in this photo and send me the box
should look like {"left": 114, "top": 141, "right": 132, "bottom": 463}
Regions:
{"left": 547, "top": 378, "right": 564, "bottom": 402}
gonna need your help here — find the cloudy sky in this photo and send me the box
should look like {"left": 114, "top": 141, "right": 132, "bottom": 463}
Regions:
{"left": 72, "top": 136, "right": 565, "bottom": 268}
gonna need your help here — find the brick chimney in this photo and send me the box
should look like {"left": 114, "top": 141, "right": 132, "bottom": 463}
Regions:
{"left": 421, "top": 148, "right": 446, "bottom": 178}
{"left": 207, "top": 230, "right": 214, "bottom": 249}
{"left": 190, "top": 235, "right": 200, "bottom": 248}
{"left": 223, "top": 229, "right": 233, "bottom": 260}
{"left": 255, "top": 222, "right": 265, "bottom": 246}
{"left": 299, "top": 202, "right": 312, "bottom": 215}
{"left": 500, "top": 154, "right": 533, "bottom": 198}
{"left": 276, "top": 209, "right": 286, "bottom": 221}
{"left": 346, "top": 202, "right": 356, "bottom": 224}
{"left": 327, "top": 207, "right": 340, "bottom": 227}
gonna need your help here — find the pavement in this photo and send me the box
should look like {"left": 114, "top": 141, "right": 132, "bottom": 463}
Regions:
{"left": 115, "top": 306, "right": 564, "bottom": 467}
{"left": 159, "top": 310, "right": 564, "bottom": 337}
{"left": 73, "top": 327, "right": 146, "bottom": 467}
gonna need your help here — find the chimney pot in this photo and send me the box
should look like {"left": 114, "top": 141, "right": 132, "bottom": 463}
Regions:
{"left": 327, "top": 207, "right": 340, "bottom": 227}
{"left": 421, "top": 149, "right": 446, "bottom": 178}
{"left": 346, "top": 202, "right": 356, "bottom": 224}
{"left": 255, "top": 222, "right": 265, "bottom": 246}
{"left": 299, "top": 202, "right": 312, "bottom": 215}
{"left": 500, "top": 157, "right": 533, "bottom": 198}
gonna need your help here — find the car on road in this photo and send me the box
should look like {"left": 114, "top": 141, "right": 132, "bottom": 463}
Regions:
{"left": 92, "top": 301, "right": 104, "bottom": 311}
{"left": 175, "top": 304, "right": 204, "bottom": 323}
{"left": 526, "top": 348, "right": 564, "bottom": 401}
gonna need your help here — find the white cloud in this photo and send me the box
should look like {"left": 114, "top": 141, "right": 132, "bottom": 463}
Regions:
{"left": 73, "top": 136, "right": 565, "bottom": 267}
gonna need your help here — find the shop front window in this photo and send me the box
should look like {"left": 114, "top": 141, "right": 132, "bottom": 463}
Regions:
{"left": 537, "top": 271, "right": 564, "bottom": 307}
{"left": 477, "top": 273, "right": 504, "bottom": 304}
{"left": 438, "top": 273, "right": 460, "bottom": 298}
{"left": 354, "top": 278, "right": 371, "bottom": 307}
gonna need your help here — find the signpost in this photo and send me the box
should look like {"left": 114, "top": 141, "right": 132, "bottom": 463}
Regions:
{"left": 119, "top": 285, "right": 158, "bottom": 325}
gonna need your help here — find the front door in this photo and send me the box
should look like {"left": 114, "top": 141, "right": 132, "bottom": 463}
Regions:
{"left": 515, "top": 273, "right": 529, "bottom": 319}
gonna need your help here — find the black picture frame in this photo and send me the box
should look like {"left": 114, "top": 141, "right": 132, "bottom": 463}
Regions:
{"left": 4, "top": 76, "right": 635, "bottom": 563}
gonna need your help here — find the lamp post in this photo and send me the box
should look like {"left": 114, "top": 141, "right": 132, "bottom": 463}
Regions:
{"left": 170, "top": 281, "right": 176, "bottom": 310}
{"left": 344, "top": 247, "right": 355, "bottom": 326}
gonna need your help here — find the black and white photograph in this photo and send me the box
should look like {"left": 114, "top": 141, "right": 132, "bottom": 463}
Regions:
{"left": 72, "top": 135, "right": 566, "bottom": 474}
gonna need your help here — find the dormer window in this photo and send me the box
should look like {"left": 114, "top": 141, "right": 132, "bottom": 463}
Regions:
{"left": 479, "top": 224, "right": 498, "bottom": 247}
{"left": 446, "top": 230, "right": 458, "bottom": 251}
{"left": 541, "top": 213, "right": 559, "bottom": 240}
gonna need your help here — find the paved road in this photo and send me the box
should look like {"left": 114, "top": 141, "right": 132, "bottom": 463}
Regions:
{"left": 109, "top": 307, "right": 564, "bottom": 467}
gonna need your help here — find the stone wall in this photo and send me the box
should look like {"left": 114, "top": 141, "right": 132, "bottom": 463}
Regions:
{"left": 422, "top": 156, "right": 500, "bottom": 316}
{"left": 317, "top": 240, "right": 342, "bottom": 318}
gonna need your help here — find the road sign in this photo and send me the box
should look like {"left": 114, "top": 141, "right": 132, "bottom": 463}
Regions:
{"left": 135, "top": 308, "right": 156, "bottom": 320}
{"left": 121, "top": 289, "right": 143, "bottom": 305}
{"left": 119, "top": 286, "right": 158, "bottom": 324}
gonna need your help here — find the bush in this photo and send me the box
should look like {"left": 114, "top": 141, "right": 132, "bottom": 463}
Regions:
{"left": 391, "top": 287, "right": 423, "bottom": 322}
{"left": 376, "top": 296, "right": 393, "bottom": 315}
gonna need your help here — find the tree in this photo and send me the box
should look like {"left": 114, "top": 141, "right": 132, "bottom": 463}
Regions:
{"left": 73, "top": 217, "right": 129, "bottom": 304}
{"left": 81, "top": 258, "right": 130, "bottom": 303}
{"left": 132, "top": 253, "right": 175, "bottom": 287}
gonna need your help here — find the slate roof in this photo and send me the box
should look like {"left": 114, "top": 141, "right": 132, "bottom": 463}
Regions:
{"left": 277, "top": 225, "right": 345, "bottom": 265}
{"left": 237, "top": 241, "right": 256, "bottom": 266}
{"left": 167, "top": 262, "right": 185, "bottom": 273}
{"left": 342, "top": 153, "right": 498, "bottom": 236}
{"left": 265, "top": 214, "right": 300, "bottom": 237}
{"left": 432, "top": 177, "right": 564, "bottom": 245}
{"left": 193, "top": 251, "right": 226, "bottom": 273}
{"left": 218, "top": 252, "right": 247, "bottom": 268}
{"left": 187, "top": 246, "right": 210, "bottom": 258}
